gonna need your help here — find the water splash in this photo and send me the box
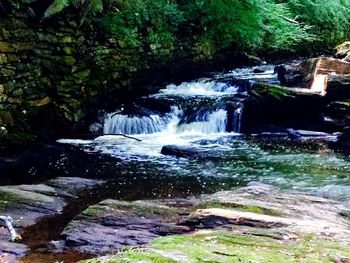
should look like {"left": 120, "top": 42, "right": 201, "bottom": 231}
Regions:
{"left": 177, "top": 109, "right": 228, "bottom": 134}
{"left": 103, "top": 107, "right": 182, "bottom": 135}
{"left": 154, "top": 80, "right": 239, "bottom": 97}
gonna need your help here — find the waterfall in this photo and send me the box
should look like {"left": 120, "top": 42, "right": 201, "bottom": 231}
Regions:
{"left": 232, "top": 107, "right": 243, "bottom": 133}
{"left": 103, "top": 107, "right": 228, "bottom": 135}
{"left": 177, "top": 109, "right": 228, "bottom": 134}
{"left": 154, "top": 80, "right": 239, "bottom": 97}
{"left": 103, "top": 107, "right": 181, "bottom": 135}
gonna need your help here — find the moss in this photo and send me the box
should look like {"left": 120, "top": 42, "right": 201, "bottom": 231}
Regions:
{"left": 195, "top": 200, "right": 283, "bottom": 217}
{"left": 250, "top": 84, "right": 294, "bottom": 101}
{"left": 0, "top": 190, "right": 30, "bottom": 213}
{"left": 79, "top": 200, "right": 178, "bottom": 220}
{"left": 81, "top": 231, "right": 350, "bottom": 263}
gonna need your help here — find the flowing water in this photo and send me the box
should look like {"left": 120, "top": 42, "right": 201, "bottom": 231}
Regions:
{"left": 59, "top": 65, "right": 350, "bottom": 200}
{"left": 6, "top": 64, "right": 350, "bottom": 263}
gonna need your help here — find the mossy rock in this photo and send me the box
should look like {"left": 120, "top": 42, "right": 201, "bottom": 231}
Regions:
{"left": 195, "top": 200, "right": 283, "bottom": 217}
{"left": 81, "top": 231, "right": 350, "bottom": 263}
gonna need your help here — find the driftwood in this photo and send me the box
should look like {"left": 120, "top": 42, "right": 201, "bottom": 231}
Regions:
{"left": 96, "top": 134, "right": 142, "bottom": 142}
{"left": 0, "top": 216, "right": 20, "bottom": 242}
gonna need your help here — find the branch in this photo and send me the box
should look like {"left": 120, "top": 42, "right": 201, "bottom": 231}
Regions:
{"left": 281, "top": 16, "right": 299, "bottom": 24}
{"left": 0, "top": 216, "right": 21, "bottom": 242}
{"left": 98, "top": 134, "right": 142, "bottom": 142}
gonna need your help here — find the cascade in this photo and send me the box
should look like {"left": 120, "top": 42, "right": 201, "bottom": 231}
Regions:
{"left": 103, "top": 110, "right": 177, "bottom": 135}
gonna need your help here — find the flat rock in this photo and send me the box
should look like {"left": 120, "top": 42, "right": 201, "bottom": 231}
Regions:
{"left": 60, "top": 183, "right": 350, "bottom": 257}
{"left": 312, "top": 185, "right": 350, "bottom": 201}
{"left": 188, "top": 182, "right": 350, "bottom": 241}
{"left": 60, "top": 199, "right": 192, "bottom": 255}
{"left": 0, "top": 177, "right": 104, "bottom": 258}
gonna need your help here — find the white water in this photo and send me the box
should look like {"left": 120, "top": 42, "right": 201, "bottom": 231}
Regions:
{"left": 57, "top": 65, "right": 350, "bottom": 200}
{"left": 104, "top": 107, "right": 230, "bottom": 136}
{"left": 104, "top": 112, "right": 173, "bottom": 135}
{"left": 154, "top": 80, "right": 239, "bottom": 97}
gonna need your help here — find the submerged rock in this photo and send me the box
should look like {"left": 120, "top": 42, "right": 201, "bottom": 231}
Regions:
{"left": 161, "top": 145, "right": 209, "bottom": 158}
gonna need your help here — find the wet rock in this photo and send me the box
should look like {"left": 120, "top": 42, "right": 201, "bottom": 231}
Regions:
{"left": 60, "top": 199, "right": 192, "bottom": 255}
{"left": 275, "top": 62, "right": 302, "bottom": 86}
{"left": 312, "top": 185, "right": 350, "bottom": 201}
{"left": 327, "top": 74, "right": 350, "bottom": 98}
{"left": 77, "top": 183, "right": 350, "bottom": 262}
{"left": 0, "top": 240, "right": 28, "bottom": 262}
{"left": 242, "top": 83, "right": 326, "bottom": 133}
{"left": 0, "top": 177, "right": 104, "bottom": 258}
{"left": 286, "top": 129, "right": 338, "bottom": 141}
{"left": 161, "top": 145, "right": 209, "bottom": 158}
{"left": 183, "top": 182, "right": 350, "bottom": 241}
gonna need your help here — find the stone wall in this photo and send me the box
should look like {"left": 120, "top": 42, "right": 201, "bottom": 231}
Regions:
{"left": 0, "top": 9, "right": 244, "bottom": 154}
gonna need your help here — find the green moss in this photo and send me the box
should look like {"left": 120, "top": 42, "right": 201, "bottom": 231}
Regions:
{"left": 0, "top": 190, "right": 30, "bottom": 213}
{"left": 195, "top": 200, "right": 283, "bottom": 217}
{"left": 81, "top": 231, "right": 350, "bottom": 263}
{"left": 80, "top": 200, "right": 178, "bottom": 220}
{"left": 250, "top": 84, "right": 294, "bottom": 101}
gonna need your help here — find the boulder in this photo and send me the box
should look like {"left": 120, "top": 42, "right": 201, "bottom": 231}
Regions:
{"left": 161, "top": 145, "right": 209, "bottom": 158}
{"left": 275, "top": 62, "right": 303, "bottom": 87}
{"left": 242, "top": 84, "right": 326, "bottom": 133}
{"left": 335, "top": 41, "right": 350, "bottom": 61}
{"left": 276, "top": 57, "right": 350, "bottom": 97}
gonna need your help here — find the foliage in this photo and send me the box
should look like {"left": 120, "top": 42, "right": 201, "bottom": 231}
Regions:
{"left": 284, "top": 0, "right": 350, "bottom": 47}
{"left": 180, "top": 0, "right": 315, "bottom": 53}
{"left": 4, "top": 0, "right": 350, "bottom": 54}
{"left": 99, "top": 0, "right": 184, "bottom": 49}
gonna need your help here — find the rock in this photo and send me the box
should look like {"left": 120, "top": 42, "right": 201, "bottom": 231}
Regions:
{"left": 312, "top": 185, "right": 350, "bottom": 201}
{"left": 275, "top": 62, "right": 302, "bottom": 86}
{"left": 276, "top": 57, "right": 350, "bottom": 97}
{"left": 286, "top": 129, "right": 337, "bottom": 141}
{"left": 79, "top": 183, "right": 350, "bottom": 262}
{"left": 335, "top": 41, "right": 350, "bottom": 60}
{"left": 186, "top": 182, "right": 350, "bottom": 241}
{"left": 242, "top": 83, "right": 326, "bottom": 133}
{"left": 0, "top": 240, "right": 28, "bottom": 262}
{"left": 0, "top": 177, "right": 104, "bottom": 258}
{"left": 327, "top": 74, "right": 350, "bottom": 98}
{"left": 60, "top": 199, "right": 192, "bottom": 255}
{"left": 161, "top": 145, "right": 209, "bottom": 158}
{"left": 303, "top": 58, "right": 350, "bottom": 96}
